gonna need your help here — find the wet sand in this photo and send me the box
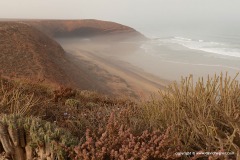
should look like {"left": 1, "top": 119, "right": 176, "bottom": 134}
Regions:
{"left": 120, "top": 42, "right": 240, "bottom": 81}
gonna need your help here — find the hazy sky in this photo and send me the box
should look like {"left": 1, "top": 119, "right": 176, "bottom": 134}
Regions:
{"left": 1, "top": 0, "right": 240, "bottom": 36}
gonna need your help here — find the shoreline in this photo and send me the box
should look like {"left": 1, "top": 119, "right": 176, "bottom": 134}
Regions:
{"left": 58, "top": 39, "right": 169, "bottom": 99}
{"left": 122, "top": 41, "right": 240, "bottom": 81}
{"left": 57, "top": 37, "right": 240, "bottom": 99}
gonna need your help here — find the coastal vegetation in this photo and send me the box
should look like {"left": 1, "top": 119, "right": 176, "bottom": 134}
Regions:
{"left": 0, "top": 73, "right": 239, "bottom": 159}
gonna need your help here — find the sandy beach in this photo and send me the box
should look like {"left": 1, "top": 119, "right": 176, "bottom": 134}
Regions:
{"left": 57, "top": 38, "right": 169, "bottom": 99}
{"left": 57, "top": 37, "right": 240, "bottom": 99}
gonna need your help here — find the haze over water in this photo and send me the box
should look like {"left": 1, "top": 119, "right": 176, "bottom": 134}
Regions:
{"left": 125, "top": 25, "right": 240, "bottom": 81}
{"left": 1, "top": 0, "right": 240, "bottom": 81}
{"left": 120, "top": 0, "right": 240, "bottom": 81}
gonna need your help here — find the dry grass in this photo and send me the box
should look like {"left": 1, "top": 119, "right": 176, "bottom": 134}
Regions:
{"left": 130, "top": 73, "right": 240, "bottom": 159}
{"left": 0, "top": 73, "right": 239, "bottom": 159}
{"left": 0, "top": 78, "right": 41, "bottom": 116}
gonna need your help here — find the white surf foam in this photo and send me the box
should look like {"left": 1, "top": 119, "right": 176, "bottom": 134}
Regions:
{"left": 159, "top": 36, "right": 240, "bottom": 58}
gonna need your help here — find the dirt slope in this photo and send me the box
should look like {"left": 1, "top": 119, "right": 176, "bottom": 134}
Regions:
{"left": 0, "top": 22, "right": 149, "bottom": 96}
{"left": 0, "top": 22, "right": 73, "bottom": 86}
{"left": 0, "top": 22, "right": 107, "bottom": 90}
{"left": 0, "top": 21, "right": 164, "bottom": 98}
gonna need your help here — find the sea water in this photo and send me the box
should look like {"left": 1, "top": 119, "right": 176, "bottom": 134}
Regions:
{"left": 156, "top": 35, "right": 240, "bottom": 58}
{"left": 127, "top": 29, "right": 240, "bottom": 81}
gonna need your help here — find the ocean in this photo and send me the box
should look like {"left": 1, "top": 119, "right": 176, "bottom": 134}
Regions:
{"left": 123, "top": 30, "right": 240, "bottom": 81}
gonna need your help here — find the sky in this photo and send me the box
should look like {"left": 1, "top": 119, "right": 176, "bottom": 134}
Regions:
{"left": 1, "top": 0, "right": 240, "bottom": 36}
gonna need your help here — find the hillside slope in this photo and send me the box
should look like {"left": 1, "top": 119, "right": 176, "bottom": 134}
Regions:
{"left": 0, "top": 22, "right": 108, "bottom": 90}
{"left": 0, "top": 22, "right": 73, "bottom": 87}
{"left": 25, "top": 19, "right": 146, "bottom": 41}
{"left": 0, "top": 22, "right": 153, "bottom": 97}
{"left": 0, "top": 21, "right": 166, "bottom": 98}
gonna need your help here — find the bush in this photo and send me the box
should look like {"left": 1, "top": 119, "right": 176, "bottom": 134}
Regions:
{"left": 67, "top": 113, "right": 180, "bottom": 160}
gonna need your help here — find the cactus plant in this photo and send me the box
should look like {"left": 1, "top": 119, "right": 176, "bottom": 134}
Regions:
{"left": 0, "top": 114, "right": 78, "bottom": 160}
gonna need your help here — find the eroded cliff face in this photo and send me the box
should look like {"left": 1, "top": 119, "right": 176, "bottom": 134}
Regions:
{"left": 25, "top": 19, "right": 146, "bottom": 41}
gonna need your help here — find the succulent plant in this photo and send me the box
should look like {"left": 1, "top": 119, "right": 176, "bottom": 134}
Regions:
{"left": 0, "top": 114, "right": 78, "bottom": 160}
{"left": 65, "top": 98, "right": 80, "bottom": 109}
